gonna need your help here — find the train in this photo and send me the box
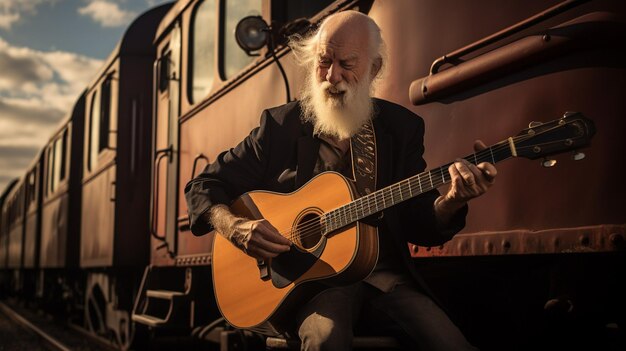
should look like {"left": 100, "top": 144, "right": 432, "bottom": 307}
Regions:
{"left": 1, "top": 0, "right": 625, "bottom": 350}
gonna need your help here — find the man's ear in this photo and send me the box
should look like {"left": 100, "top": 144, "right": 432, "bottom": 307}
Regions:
{"left": 371, "top": 57, "right": 382, "bottom": 79}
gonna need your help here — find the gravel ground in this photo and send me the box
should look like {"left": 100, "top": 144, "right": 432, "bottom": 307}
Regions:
{"left": 0, "top": 299, "right": 113, "bottom": 351}
{"left": 0, "top": 306, "right": 47, "bottom": 351}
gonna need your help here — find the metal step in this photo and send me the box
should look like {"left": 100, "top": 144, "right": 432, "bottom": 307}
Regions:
{"left": 145, "top": 289, "right": 186, "bottom": 300}
{"left": 131, "top": 313, "right": 167, "bottom": 327}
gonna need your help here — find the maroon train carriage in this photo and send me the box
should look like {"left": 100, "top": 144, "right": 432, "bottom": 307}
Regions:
{"left": 78, "top": 3, "right": 172, "bottom": 348}
{"left": 0, "top": 0, "right": 624, "bottom": 350}
{"left": 142, "top": 0, "right": 625, "bottom": 349}
{"left": 37, "top": 92, "right": 86, "bottom": 314}
{"left": 0, "top": 179, "right": 18, "bottom": 294}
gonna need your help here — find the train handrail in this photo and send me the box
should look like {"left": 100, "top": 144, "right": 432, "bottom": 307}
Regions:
{"left": 428, "top": 0, "right": 589, "bottom": 75}
{"left": 149, "top": 146, "right": 172, "bottom": 241}
{"left": 190, "top": 153, "right": 209, "bottom": 179}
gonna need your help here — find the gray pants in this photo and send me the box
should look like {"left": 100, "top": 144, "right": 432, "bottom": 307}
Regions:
{"left": 296, "top": 282, "right": 478, "bottom": 351}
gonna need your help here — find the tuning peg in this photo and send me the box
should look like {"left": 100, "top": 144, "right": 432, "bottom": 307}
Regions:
{"left": 528, "top": 121, "right": 543, "bottom": 128}
{"left": 572, "top": 151, "right": 585, "bottom": 161}
{"left": 542, "top": 158, "right": 557, "bottom": 168}
{"left": 562, "top": 111, "right": 577, "bottom": 119}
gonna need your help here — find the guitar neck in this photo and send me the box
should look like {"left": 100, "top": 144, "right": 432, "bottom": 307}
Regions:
{"left": 323, "top": 140, "right": 515, "bottom": 233}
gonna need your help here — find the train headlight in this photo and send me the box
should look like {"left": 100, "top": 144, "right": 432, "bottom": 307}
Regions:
{"left": 235, "top": 15, "right": 269, "bottom": 56}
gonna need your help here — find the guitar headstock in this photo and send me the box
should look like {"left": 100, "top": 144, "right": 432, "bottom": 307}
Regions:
{"left": 513, "top": 112, "right": 596, "bottom": 163}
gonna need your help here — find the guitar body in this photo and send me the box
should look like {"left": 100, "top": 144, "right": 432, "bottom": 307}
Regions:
{"left": 212, "top": 172, "right": 379, "bottom": 335}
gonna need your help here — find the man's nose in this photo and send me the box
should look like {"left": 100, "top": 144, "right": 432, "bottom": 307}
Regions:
{"left": 326, "top": 64, "right": 342, "bottom": 85}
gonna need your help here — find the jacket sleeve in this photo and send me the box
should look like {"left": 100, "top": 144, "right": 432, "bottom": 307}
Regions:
{"left": 183, "top": 110, "right": 272, "bottom": 236}
{"left": 398, "top": 116, "right": 468, "bottom": 247}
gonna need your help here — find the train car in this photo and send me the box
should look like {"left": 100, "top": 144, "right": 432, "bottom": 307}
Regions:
{"left": 136, "top": 0, "right": 625, "bottom": 349}
{"left": 21, "top": 151, "right": 44, "bottom": 299}
{"left": 78, "top": 3, "right": 172, "bottom": 348}
{"left": 38, "top": 92, "right": 86, "bottom": 313}
{"left": 4, "top": 176, "right": 26, "bottom": 295}
{"left": 0, "top": 179, "right": 18, "bottom": 294}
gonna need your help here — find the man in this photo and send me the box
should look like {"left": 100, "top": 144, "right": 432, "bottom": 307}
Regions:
{"left": 185, "top": 11, "right": 496, "bottom": 351}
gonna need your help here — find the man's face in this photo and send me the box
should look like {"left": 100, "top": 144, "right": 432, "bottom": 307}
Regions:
{"left": 298, "top": 14, "right": 377, "bottom": 140}
{"left": 314, "top": 25, "right": 372, "bottom": 106}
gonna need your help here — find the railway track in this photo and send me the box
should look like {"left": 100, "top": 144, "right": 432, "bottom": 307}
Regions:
{"left": 0, "top": 300, "right": 115, "bottom": 351}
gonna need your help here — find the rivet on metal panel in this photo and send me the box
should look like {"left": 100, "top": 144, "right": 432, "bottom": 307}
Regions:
{"left": 579, "top": 235, "right": 590, "bottom": 246}
{"left": 410, "top": 245, "right": 419, "bottom": 254}
{"left": 425, "top": 246, "right": 431, "bottom": 252}
{"left": 502, "top": 241, "right": 511, "bottom": 251}
{"left": 609, "top": 233, "right": 624, "bottom": 247}
{"left": 542, "top": 34, "right": 551, "bottom": 42}
{"left": 485, "top": 241, "right": 494, "bottom": 254}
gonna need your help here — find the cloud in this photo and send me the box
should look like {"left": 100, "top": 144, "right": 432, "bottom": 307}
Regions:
{"left": 78, "top": 0, "right": 137, "bottom": 28}
{"left": 0, "top": 36, "right": 102, "bottom": 192}
{"left": 0, "top": 0, "right": 53, "bottom": 30}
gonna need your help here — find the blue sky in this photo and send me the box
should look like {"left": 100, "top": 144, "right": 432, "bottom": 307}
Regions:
{"left": 0, "top": 0, "right": 172, "bottom": 192}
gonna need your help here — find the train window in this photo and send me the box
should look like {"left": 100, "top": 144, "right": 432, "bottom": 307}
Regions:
{"left": 88, "top": 91, "right": 101, "bottom": 171}
{"left": 28, "top": 171, "right": 36, "bottom": 204}
{"left": 48, "top": 145, "right": 56, "bottom": 194}
{"left": 100, "top": 77, "right": 112, "bottom": 152}
{"left": 158, "top": 52, "right": 170, "bottom": 93}
{"left": 190, "top": 0, "right": 216, "bottom": 104}
{"left": 53, "top": 137, "right": 63, "bottom": 192}
{"left": 45, "top": 147, "right": 52, "bottom": 196}
{"left": 60, "top": 129, "right": 68, "bottom": 181}
{"left": 222, "top": 0, "right": 262, "bottom": 79}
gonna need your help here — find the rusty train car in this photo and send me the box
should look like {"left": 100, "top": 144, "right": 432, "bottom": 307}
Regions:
{"left": 1, "top": 0, "right": 625, "bottom": 350}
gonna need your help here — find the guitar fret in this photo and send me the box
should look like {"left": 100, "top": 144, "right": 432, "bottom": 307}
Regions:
{"left": 418, "top": 176, "right": 423, "bottom": 193}
{"left": 473, "top": 153, "right": 478, "bottom": 165}
{"left": 440, "top": 167, "right": 445, "bottom": 183}
{"left": 490, "top": 147, "right": 495, "bottom": 164}
{"left": 398, "top": 182, "right": 403, "bottom": 201}
{"left": 408, "top": 179, "right": 413, "bottom": 197}
{"left": 428, "top": 171, "right": 433, "bottom": 188}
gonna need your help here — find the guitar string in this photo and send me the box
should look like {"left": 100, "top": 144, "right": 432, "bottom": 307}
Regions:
{"left": 284, "top": 139, "right": 517, "bottom": 241}
{"left": 283, "top": 139, "right": 518, "bottom": 242}
{"left": 284, "top": 124, "right": 575, "bottom": 243}
{"left": 285, "top": 119, "right": 578, "bottom": 241}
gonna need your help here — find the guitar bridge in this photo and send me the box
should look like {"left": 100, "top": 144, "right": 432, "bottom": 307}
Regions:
{"left": 257, "top": 259, "right": 270, "bottom": 281}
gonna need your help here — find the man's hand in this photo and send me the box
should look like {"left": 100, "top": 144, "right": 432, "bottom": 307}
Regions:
{"left": 209, "top": 205, "right": 292, "bottom": 260}
{"left": 434, "top": 140, "right": 497, "bottom": 225}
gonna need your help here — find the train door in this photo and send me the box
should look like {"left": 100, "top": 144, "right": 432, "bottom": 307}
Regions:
{"left": 153, "top": 22, "right": 181, "bottom": 257}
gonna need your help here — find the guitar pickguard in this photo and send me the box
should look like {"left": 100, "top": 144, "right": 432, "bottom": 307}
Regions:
{"left": 270, "top": 237, "right": 328, "bottom": 288}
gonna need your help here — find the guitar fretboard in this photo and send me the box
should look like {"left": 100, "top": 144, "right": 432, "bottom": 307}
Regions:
{"left": 322, "top": 141, "right": 512, "bottom": 234}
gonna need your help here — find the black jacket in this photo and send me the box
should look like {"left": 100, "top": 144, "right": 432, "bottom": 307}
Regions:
{"left": 184, "top": 98, "right": 467, "bottom": 287}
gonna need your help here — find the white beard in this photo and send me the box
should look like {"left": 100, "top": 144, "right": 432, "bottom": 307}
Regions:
{"left": 300, "top": 71, "right": 374, "bottom": 140}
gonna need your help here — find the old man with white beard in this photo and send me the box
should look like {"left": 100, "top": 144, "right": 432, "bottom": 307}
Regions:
{"left": 185, "top": 10, "right": 496, "bottom": 351}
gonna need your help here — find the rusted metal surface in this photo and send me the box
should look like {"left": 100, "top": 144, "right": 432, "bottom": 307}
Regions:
{"left": 410, "top": 11, "right": 626, "bottom": 105}
{"left": 164, "top": 0, "right": 626, "bottom": 265}
{"left": 371, "top": 0, "right": 626, "bottom": 254}
{"left": 427, "top": 0, "right": 590, "bottom": 75}
{"left": 410, "top": 224, "right": 626, "bottom": 257}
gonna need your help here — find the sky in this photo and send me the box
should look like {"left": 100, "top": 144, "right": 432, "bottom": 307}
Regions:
{"left": 0, "top": 0, "right": 172, "bottom": 193}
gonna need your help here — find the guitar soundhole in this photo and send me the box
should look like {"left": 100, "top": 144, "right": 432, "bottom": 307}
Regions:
{"left": 294, "top": 211, "right": 323, "bottom": 250}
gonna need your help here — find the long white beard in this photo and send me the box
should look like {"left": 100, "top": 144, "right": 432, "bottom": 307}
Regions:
{"left": 300, "top": 72, "right": 374, "bottom": 140}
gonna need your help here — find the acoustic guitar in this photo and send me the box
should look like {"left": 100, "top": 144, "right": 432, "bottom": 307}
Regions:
{"left": 212, "top": 112, "right": 595, "bottom": 335}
